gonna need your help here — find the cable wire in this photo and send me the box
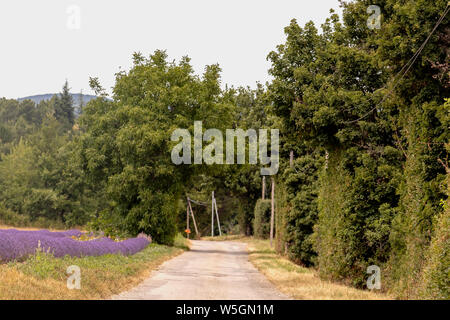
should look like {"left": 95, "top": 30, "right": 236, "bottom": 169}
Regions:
{"left": 345, "top": 4, "right": 450, "bottom": 124}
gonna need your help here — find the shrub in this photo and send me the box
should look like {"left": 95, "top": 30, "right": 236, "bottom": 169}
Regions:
{"left": 419, "top": 173, "right": 450, "bottom": 299}
{"left": 0, "top": 204, "right": 66, "bottom": 230}
{"left": 253, "top": 199, "right": 272, "bottom": 239}
{"left": 0, "top": 205, "right": 29, "bottom": 226}
{"left": 277, "top": 154, "right": 322, "bottom": 267}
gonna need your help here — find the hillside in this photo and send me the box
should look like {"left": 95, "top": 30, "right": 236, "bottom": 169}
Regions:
{"left": 18, "top": 93, "right": 98, "bottom": 116}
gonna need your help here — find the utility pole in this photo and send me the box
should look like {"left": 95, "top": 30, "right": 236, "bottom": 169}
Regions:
{"left": 270, "top": 177, "right": 275, "bottom": 248}
{"left": 262, "top": 176, "right": 266, "bottom": 200}
{"left": 186, "top": 204, "right": 190, "bottom": 239}
{"left": 187, "top": 198, "right": 199, "bottom": 238}
{"left": 214, "top": 197, "right": 222, "bottom": 236}
{"left": 211, "top": 191, "right": 215, "bottom": 237}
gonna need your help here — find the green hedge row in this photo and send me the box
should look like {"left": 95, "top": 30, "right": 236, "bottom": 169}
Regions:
{"left": 253, "top": 199, "right": 272, "bottom": 239}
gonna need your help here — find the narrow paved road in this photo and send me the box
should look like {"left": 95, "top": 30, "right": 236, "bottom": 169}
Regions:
{"left": 112, "top": 240, "right": 288, "bottom": 300}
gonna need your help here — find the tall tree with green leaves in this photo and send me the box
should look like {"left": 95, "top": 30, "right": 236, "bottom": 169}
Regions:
{"left": 367, "top": 0, "right": 449, "bottom": 298}
{"left": 78, "top": 51, "right": 234, "bottom": 244}
{"left": 267, "top": 0, "right": 448, "bottom": 293}
{"left": 221, "top": 85, "right": 275, "bottom": 236}
{"left": 0, "top": 115, "right": 91, "bottom": 226}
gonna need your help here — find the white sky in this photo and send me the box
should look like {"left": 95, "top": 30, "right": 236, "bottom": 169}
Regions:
{"left": 0, "top": 0, "right": 341, "bottom": 99}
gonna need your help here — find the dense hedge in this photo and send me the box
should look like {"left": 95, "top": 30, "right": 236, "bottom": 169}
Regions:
{"left": 275, "top": 153, "right": 321, "bottom": 267}
{"left": 268, "top": 0, "right": 449, "bottom": 297}
{"left": 253, "top": 199, "right": 272, "bottom": 239}
{"left": 420, "top": 171, "right": 450, "bottom": 299}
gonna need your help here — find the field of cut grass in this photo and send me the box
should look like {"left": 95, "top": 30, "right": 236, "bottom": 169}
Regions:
{"left": 0, "top": 233, "right": 189, "bottom": 300}
{"left": 212, "top": 236, "right": 392, "bottom": 300}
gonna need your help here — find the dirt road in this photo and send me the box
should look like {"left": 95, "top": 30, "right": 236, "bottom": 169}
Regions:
{"left": 112, "top": 240, "right": 288, "bottom": 300}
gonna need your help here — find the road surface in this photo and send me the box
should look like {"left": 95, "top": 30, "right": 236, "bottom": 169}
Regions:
{"left": 112, "top": 240, "right": 288, "bottom": 300}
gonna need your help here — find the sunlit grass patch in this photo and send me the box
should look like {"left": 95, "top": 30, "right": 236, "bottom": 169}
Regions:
{"left": 239, "top": 237, "right": 392, "bottom": 300}
{"left": 201, "top": 234, "right": 247, "bottom": 241}
{"left": 174, "top": 233, "right": 192, "bottom": 250}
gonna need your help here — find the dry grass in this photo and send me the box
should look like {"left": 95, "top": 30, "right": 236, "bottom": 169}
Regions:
{"left": 233, "top": 237, "right": 392, "bottom": 300}
{"left": 201, "top": 234, "right": 246, "bottom": 241}
{"left": 0, "top": 235, "right": 189, "bottom": 300}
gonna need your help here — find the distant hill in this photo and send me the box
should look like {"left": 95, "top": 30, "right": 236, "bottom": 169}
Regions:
{"left": 18, "top": 93, "right": 99, "bottom": 117}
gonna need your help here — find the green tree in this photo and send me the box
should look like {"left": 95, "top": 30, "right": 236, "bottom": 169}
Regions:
{"left": 54, "top": 81, "right": 75, "bottom": 129}
{"left": 267, "top": 0, "right": 448, "bottom": 290}
{"left": 0, "top": 115, "right": 91, "bottom": 225}
{"left": 79, "top": 51, "right": 234, "bottom": 244}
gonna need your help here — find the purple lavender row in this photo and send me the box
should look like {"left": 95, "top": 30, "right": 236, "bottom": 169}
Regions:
{"left": 0, "top": 229, "right": 150, "bottom": 262}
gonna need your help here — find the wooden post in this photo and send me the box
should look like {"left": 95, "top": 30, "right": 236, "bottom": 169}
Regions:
{"left": 214, "top": 198, "right": 222, "bottom": 236}
{"left": 262, "top": 176, "right": 265, "bottom": 200}
{"left": 186, "top": 204, "right": 190, "bottom": 239}
{"left": 290, "top": 150, "right": 294, "bottom": 168}
{"left": 211, "top": 191, "right": 215, "bottom": 237}
{"left": 270, "top": 177, "right": 275, "bottom": 248}
{"left": 187, "top": 198, "right": 199, "bottom": 237}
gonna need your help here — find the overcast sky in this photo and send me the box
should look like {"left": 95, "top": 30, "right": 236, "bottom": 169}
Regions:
{"left": 0, "top": 0, "right": 341, "bottom": 99}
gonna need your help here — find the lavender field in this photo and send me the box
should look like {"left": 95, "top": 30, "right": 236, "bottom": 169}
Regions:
{"left": 0, "top": 229, "right": 150, "bottom": 262}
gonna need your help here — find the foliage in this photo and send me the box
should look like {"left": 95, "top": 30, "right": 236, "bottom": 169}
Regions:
{"left": 281, "top": 153, "right": 322, "bottom": 266}
{"left": 53, "top": 81, "right": 75, "bottom": 130}
{"left": 0, "top": 0, "right": 447, "bottom": 298}
{"left": 267, "top": 0, "right": 448, "bottom": 294}
{"left": 0, "top": 204, "right": 66, "bottom": 230}
{"left": 419, "top": 177, "right": 450, "bottom": 299}
{"left": 253, "top": 199, "right": 271, "bottom": 239}
{"left": 221, "top": 85, "right": 275, "bottom": 235}
{"left": 79, "top": 51, "right": 234, "bottom": 244}
{"left": 0, "top": 116, "right": 93, "bottom": 226}
{"left": 0, "top": 98, "right": 50, "bottom": 155}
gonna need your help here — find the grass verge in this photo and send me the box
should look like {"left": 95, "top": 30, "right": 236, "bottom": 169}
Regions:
{"left": 217, "top": 236, "right": 392, "bottom": 300}
{"left": 0, "top": 234, "right": 189, "bottom": 300}
{"left": 201, "top": 235, "right": 246, "bottom": 241}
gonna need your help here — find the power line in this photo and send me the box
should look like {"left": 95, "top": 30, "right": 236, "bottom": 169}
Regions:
{"left": 187, "top": 197, "right": 208, "bottom": 206}
{"left": 345, "top": 4, "right": 450, "bottom": 124}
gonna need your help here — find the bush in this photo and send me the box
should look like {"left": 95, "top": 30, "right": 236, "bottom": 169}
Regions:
{"left": 253, "top": 199, "right": 272, "bottom": 239}
{"left": 0, "top": 204, "right": 66, "bottom": 230}
{"left": 277, "top": 154, "right": 321, "bottom": 267}
{"left": 419, "top": 174, "right": 450, "bottom": 299}
{"left": 0, "top": 205, "right": 29, "bottom": 226}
